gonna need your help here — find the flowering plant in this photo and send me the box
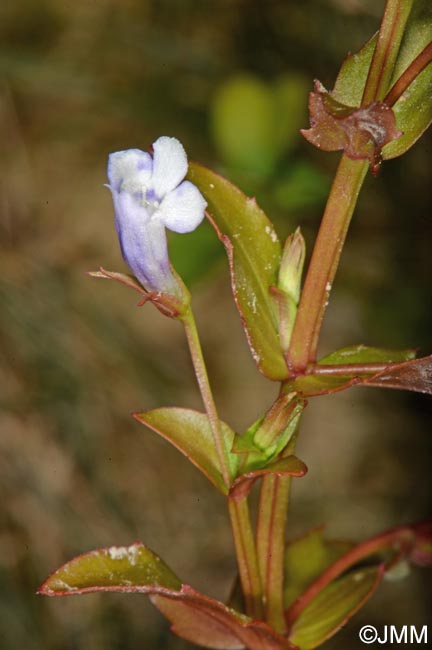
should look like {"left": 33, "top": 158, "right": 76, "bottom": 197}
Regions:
{"left": 39, "top": 1, "right": 432, "bottom": 648}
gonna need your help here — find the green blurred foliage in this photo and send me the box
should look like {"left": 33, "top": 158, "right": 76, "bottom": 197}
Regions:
{"left": 211, "top": 72, "right": 309, "bottom": 179}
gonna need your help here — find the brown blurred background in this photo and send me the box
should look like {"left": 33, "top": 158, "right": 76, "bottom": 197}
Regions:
{"left": 0, "top": 1, "right": 431, "bottom": 648}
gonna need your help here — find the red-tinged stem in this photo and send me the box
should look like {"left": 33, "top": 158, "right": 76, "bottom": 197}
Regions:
{"left": 385, "top": 41, "right": 432, "bottom": 107}
{"left": 256, "top": 474, "right": 291, "bottom": 633}
{"left": 308, "top": 362, "right": 391, "bottom": 376}
{"left": 285, "top": 525, "right": 416, "bottom": 629}
{"left": 228, "top": 497, "right": 264, "bottom": 620}
{"left": 362, "top": 0, "right": 414, "bottom": 104}
{"left": 182, "top": 308, "right": 263, "bottom": 619}
{"left": 259, "top": 1, "right": 416, "bottom": 634}
{"left": 285, "top": 156, "right": 368, "bottom": 373}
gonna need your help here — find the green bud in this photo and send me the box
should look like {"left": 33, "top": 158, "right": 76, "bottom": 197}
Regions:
{"left": 278, "top": 227, "right": 306, "bottom": 304}
{"left": 253, "top": 393, "right": 304, "bottom": 458}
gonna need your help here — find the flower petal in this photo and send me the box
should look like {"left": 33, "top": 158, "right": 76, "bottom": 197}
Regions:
{"left": 108, "top": 149, "right": 153, "bottom": 193}
{"left": 113, "top": 190, "right": 178, "bottom": 294}
{"left": 158, "top": 181, "right": 207, "bottom": 234}
{"left": 151, "top": 136, "right": 188, "bottom": 198}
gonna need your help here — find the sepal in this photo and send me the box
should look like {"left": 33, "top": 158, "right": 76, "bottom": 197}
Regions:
{"left": 89, "top": 266, "right": 190, "bottom": 318}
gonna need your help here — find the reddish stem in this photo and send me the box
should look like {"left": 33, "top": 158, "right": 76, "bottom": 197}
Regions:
{"left": 285, "top": 525, "right": 416, "bottom": 629}
{"left": 385, "top": 41, "right": 432, "bottom": 107}
{"left": 362, "top": 0, "right": 414, "bottom": 104}
{"left": 285, "top": 156, "right": 368, "bottom": 372}
{"left": 308, "top": 362, "right": 391, "bottom": 376}
{"left": 256, "top": 474, "right": 291, "bottom": 632}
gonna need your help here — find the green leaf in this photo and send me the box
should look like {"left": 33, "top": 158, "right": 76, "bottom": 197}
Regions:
{"left": 187, "top": 163, "right": 288, "bottom": 381}
{"left": 293, "top": 374, "right": 358, "bottom": 397}
{"left": 332, "top": 34, "right": 378, "bottom": 107}
{"left": 330, "top": 3, "right": 432, "bottom": 160}
{"left": 288, "top": 567, "right": 382, "bottom": 649}
{"left": 134, "top": 408, "right": 238, "bottom": 494}
{"left": 38, "top": 547, "right": 295, "bottom": 649}
{"left": 38, "top": 543, "right": 182, "bottom": 595}
{"left": 284, "top": 528, "right": 353, "bottom": 608}
{"left": 383, "top": 0, "right": 432, "bottom": 159}
{"left": 319, "top": 344, "right": 416, "bottom": 365}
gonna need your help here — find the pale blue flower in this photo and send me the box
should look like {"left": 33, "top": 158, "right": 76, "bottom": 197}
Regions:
{"left": 107, "top": 136, "right": 207, "bottom": 296}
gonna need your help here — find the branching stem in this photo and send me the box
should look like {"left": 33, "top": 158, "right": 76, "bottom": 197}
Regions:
{"left": 256, "top": 0, "right": 416, "bottom": 632}
{"left": 385, "top": 41, "right": 432, "bottom": 107}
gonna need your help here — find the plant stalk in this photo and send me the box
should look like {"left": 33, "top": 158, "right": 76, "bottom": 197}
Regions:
{"left": 362, "top": 0, "right": 414, "bottom": 104}
{"left": 228, "top": 497, "right": 265, "bottom": 619}
{"left": 182, "top": 308, "right": 263, "bottom": 618}
{"left": 257, "top": 0, "right": 414, "bottom": 632}
{"left": 384, "top": 41, "right": 432, "bottom": 107}
{"left": 285, "top": 155, "right": 368, "bottom": 373}
{"left": 256, "top": 474, "right": 291, "bottom": 632}
{"left": 182, "top": 308, "right": 231, "bottom": 488}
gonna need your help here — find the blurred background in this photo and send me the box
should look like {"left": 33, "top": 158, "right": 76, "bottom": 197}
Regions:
{"left": 0, "top": 0, "right": 431, "bottom": 648}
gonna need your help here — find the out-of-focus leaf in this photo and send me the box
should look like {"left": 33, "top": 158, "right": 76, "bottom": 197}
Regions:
{"left": 134, "top": 408, "right": 238, "bottom": 494}
{"left": 284, "top": 528, "right": 353, "bottom": 608}
{"left": 410, "top": 521, "right": 432, "bottom": 566}
{"left": 319, "top": 344, "right": 416, "bottom": 365}
{"left": 364, "top": 354, "right": 432, "bottom": 395}
{"left": 211, "top": 75, "right": 278, "bottom": 177}
{"left": 230, "top": 455, "right": 307, "bottom": 500}
{"left": 285, "top": 520, "right": 432, "bottom": 635}
{"left": 211, "top": 73, "right": 308, "bottom": 179}
{"left": 187, "top": 162, "right": 288, "bottom": 380}
{"left": 273, "top": 73, "right": 310, "bottom": 154}
{"left": 301, "top": 81, "right": 402, "bottom": 166}
{"left": 38, "top": 543, "right": 182, "bottom": 595}
{"left": 332, "top": 34, "right": 378, "bottom": 106}
{"left": 39, "top": 545, "right": 296, "bottom": 649}
{"left": 383, "top": 0, "right": 432, "bottom": 159}
{"left": 273, "top": 162, "right": 330, "bottom": 212}
{"left": 288, "top": 567, "right": 383, "bottom": 650}
{"left": 168, "top": 219, "right": 224, "bottom": 285}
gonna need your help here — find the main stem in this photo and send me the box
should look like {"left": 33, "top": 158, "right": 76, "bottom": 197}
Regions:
{"left": 362, "top": 0, "right": 414, "bottom": 104}
{"left": 258, "top": 0, "right": 413, "bottom": 630}
{"left": 182, "top": 308, "right": 263, "bottom": 619}
{"left": 256, "top": 474, "right": 291, "bottom": 632}
{"left": 286, "top": 155, "right": 368, "bottom": 372}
